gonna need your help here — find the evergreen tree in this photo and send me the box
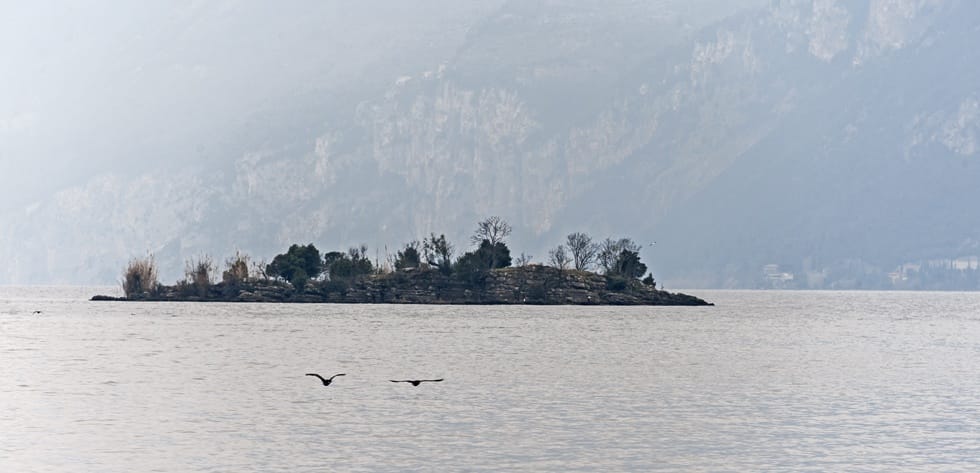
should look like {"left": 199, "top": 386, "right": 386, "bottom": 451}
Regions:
{"left": 267, "top": 244, "right": 323, "bottom": 288}
{"left": 471, "top": 217, "right": 513, "bottom": 269}
{"left": 325, "top": 245, "right": 374, "bottom": 280}
{"left": 423, "top": 233, "right": 455, "bottom": 274}
{"left": 395, "top": 244, "right": 421, "bottom": 270}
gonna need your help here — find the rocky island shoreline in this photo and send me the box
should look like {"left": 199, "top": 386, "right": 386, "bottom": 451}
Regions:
{"left": 92, "top": 265, "right": 710, "bottom": 305}
{"left": 93, "top": 218, "right": 712, "bottom": 306}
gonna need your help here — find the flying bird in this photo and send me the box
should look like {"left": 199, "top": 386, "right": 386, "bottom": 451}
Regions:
{"left": 32, "top": 310, "right": 42, "bottom": 315}
{"left": 390, "top": 379, "right": 444, "bottom": 386}
{"left": 306, "top": 373, "right": 345, "bottom": 386}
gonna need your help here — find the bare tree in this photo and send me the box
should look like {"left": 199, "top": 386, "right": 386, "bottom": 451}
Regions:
{"left": 514, "top": 252, "right": 533, "bottom": 267}
{"left": 471, "top": 216, "right": 513, "bottom": 270}
{"left": 471, "top": 216, "right": 512, "bottom": 247}
{"left": 566, "top": 232, "right": 597, "bottom": 271}
{"left": 597, "top": 238, "right": 618, "bottom": 273}
{"left": 598, "top": 237, "right": 642, "bottom": 274}
{"left": 548, "top": 245, "right": 570, "bottom": 271}
{"left": 250, "top": 257, "right": 269, "bottom": 281}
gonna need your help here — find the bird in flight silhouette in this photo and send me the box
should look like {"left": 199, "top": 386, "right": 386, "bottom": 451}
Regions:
{"left": 32, "top": 310, "right": 42, "bottom": 315}
{"left": 390, "top": 379, "right": 444, "bottom": 386}
{"left": 306, "top": 373, "right": 345, "bottom": 386}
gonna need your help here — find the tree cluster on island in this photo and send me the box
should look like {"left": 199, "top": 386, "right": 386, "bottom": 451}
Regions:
{"left": 119, "top": 216, "right": 659, "bottom": 301}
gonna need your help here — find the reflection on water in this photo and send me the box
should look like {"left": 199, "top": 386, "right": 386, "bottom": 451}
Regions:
{"left": 2, "top": 289, "right": 980, "bottom": 472}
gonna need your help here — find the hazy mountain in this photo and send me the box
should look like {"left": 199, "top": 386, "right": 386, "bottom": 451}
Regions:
{"left": 636, "top": 0, "right": 980, "bottom": 288}
{"left": 2, "top": 0, "right": 978, "bottom": 288}
{"left": 0, "top": 0, "right": 506, "bottom": 207}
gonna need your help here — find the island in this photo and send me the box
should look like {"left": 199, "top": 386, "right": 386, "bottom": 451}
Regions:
{"left": 92, "top": 217, "right": 712, "bottom": 306}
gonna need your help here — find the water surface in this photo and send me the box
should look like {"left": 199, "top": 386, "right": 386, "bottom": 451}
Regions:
{"left": 2, "top": 288, "right": 979, "bottom": 471}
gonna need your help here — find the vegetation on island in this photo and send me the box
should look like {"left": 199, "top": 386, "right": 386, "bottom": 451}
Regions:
{"left": 111, "top": 217, "right": 707, "bottom": 305}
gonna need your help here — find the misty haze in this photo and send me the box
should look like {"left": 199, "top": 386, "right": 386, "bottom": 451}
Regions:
{"left": 6, "top": 2, "right": 980, "bottom": 472}
{"left": 4, "top": 0, "right": 977, "bottom": 289}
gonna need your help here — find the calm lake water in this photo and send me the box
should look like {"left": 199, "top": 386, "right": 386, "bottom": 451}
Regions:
{"left": 2, "top": 287, "right": 980, "bottom": 472}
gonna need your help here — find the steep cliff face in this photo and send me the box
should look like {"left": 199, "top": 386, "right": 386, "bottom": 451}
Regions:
{"left": 2, "top": 0, "right": 977, "bottom": 286}
{"left": 1, "top": 172, "right": 217, "bottom": 283}
{"left": 647, "top": 0, "right": 980, "bottom": 287}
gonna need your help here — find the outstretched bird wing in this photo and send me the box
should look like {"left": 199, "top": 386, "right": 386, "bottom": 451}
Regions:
{"left": 328, "top": 373, "right": 346, "bottom": 381}
{"left": 306, "top": 373, "right": 325, "bottom": 381}
{"left": 389, "top": 380, "right": 409, "bottom": 383}
{"left": 421, "top": 379, "right": 444, "bottom": 383}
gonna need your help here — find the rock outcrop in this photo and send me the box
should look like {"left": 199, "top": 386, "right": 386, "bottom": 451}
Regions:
{"left": 92, "top": 265, "right": 711, "bottom": 306}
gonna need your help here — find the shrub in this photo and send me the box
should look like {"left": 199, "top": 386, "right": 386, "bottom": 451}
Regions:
{"left": 457, "top": 239, "right": 512, "bottom": 272}
{"left": 453, "top": 251, "right": 489, "bottom": 286}
{"left": 605, "top": 276, "right": 628, "bottom": 291}
{"left": 423, "top": 233, "right": 455, "bottom": 275}
{"left": 642, "top": 273, "right": 657, "bottom": 288}
{"left": 321, "top": 279, "right": 350, "bottom": 295}
{"left": 394, "top": 243, "right": 421, "bottom": 270}
{"left": 184, "top": 255, "right": 216, "bottom": 298}
{"left": 325, "top": 246, "right": 373, "bottom": 280}
{"left": 122, "top": 255, "right": 159, "bottom": 298}
{"left": 223, "top": 251, "right": 250, "bottom": 286}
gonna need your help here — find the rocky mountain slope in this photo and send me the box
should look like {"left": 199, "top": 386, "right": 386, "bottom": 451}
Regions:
{"left": 2, "top": 0, "right": 978, "bottom": 288}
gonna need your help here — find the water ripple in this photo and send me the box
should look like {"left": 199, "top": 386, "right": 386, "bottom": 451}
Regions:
{"left": 2, "top": 290, "right": 980, "bottom": 471}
